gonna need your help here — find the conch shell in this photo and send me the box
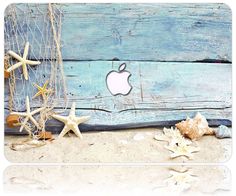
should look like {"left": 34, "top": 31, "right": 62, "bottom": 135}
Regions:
{"left": 175, "top": 112, "right": 214, "bottom": 140}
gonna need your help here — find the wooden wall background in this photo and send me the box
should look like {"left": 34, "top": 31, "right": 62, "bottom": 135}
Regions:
{"left": 4, "top": 4, "right": 232, "bottom": 134}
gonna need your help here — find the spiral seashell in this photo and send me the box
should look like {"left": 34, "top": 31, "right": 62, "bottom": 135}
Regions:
{"left": 175, "top": 112, "right": 214, "bottom": 140}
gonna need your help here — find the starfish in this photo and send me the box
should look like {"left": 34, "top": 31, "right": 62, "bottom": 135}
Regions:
{"left": 52, "top": 102, "right": 90, "bottom": 139}
{"left": 11, "top": 96, "right": 45, "bottom": 135}
{"left": 7, "top": 42, "right": 41, "bottom": 80}
{"left": 164, "top": 169, "right": 197, "bottom": 192}
{"left": 164, "top": 143, "right": 200, "bottom": 159}
{"left": 33, "top": 80, "right": 53, "bottom": 99}
{"left": 154, "top": 127, "right": 192, "bottom": 146}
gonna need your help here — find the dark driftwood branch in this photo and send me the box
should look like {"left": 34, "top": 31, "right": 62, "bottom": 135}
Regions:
{"left": 4, "top": 118, "right": 232, "bottom": 135}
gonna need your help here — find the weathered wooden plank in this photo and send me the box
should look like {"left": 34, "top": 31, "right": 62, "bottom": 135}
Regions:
{"left": 4, "top": 61, "right": 232, "bottom": 134}
{"left": 4, "top": 3, "right": 232, "bottom": 61}
{"left": 4, "top": 61, "right": 231, "bottom": 110}
{"left": 4, "top": 113, "right": 232, "bottom": 135}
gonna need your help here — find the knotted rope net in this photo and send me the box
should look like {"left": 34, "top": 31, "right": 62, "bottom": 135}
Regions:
{"left": 4, "top": 3, "right": 67, "bottom": 135}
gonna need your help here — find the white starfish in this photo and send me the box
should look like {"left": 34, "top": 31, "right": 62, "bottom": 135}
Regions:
{"left": 164, "top": 169, "right": 197, "bottom": 193}
{"left": 154, "top": 127, "right": 192, "bottom": 146}
{"left": 164, "top": 143, "right": 200, "bottom": 159}
{"left": 52, "top": 102, "right": 90, "bottom": 139}
{"left": 11, "top": 96, "right": 45, "bottom": 135}
{"left": 7, "top": 42, "right": 41, "bottom": 80}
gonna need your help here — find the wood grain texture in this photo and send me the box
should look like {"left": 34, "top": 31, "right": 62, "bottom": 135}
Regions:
{"left": 4, "top": 3, "right": 232, "bottom": 61}
{"left": 4, "top": 61, "right": 232, "bottom": 134}
{"left": 4, "top": 4, "right": 232, "bottom": 134}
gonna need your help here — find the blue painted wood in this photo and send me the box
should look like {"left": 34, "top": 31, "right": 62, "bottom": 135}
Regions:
{"left": 4, "top": 61, "right": 232, "bottom": 134}
{"left": 4, "top": 4, "right": 232, "bottom": 134}
{"left": 4, "top": 3, "right": 232, "bottom": 61}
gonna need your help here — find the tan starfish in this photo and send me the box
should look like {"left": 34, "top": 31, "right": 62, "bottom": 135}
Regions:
{"left": 33, "top": 80, "right": 53, "bottom": 99}
{"left": 52, "top": 102, "right": 90, "bottom": 139}
{"left": 11, "top": 96, "right": 45, "bottom": 135}
{"left": 7, "top": 42, "right": 41, "bottom": 80}
{"left": 164, "top": 143, "right": 200, "bottom": 159}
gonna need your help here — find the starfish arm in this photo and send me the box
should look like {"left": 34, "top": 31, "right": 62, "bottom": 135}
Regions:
{"left": 154, "top": 134, "right": 169, "bottom": 142}
{"left": 6, "top": 61, "right": 23, "bottom": 72}
{"left": 33, "top": 83, "right": 43, "bottom": 90}
{"left": 184, "top": 152, "right": 193, "bottom": 159}
{"left": 58, "top": 125, "right": 70, "bottom": 138}
{"left": 164, "top": 145, "right": 175, "bottom": 152}
{"left": 19, "top": 117, "right": 29, "bottom": 132}
{"left": 7, "top": 51, "right": 23, "bottom": 61}
{"left": 22, "top": 64, "right": 28, "bottom": 80}
{"left": 31, "top": 107, "right": 45, "bottom": 115}
{"left": 32, "top": 91, "right": 42, "bottom": 99}
{"left": 76, "top": 116, "right": 90, "bottom": 124}
{"left": 43, "top": 80, "right": 49, "bottom": 89}
{"left": 11, "top": 112, "right": 27, "bottom": 117}
{"left": 25, "top": 96, "right": 31, "bottom": 113}
{"left": 29, "top": 115, "right": 39, "bottom": 128}
{"left": 170, "top": 152, "right": 182, "bottom": 159}
{"left": 25, "top": 59, "right": 41, "bottom": 65}
{"left": 70, "top": 102, "right": 76, "bottom": 116}
{"left": 52, "top": 114, "right": 68, "bottom": 123}
{"left": 23, "top": 42, "right": 29, "bottom": 59}
{"left": 72, "top": 125, "right": 83, "bottom": 139}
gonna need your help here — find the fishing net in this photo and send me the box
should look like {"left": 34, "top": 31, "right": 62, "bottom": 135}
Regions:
{"left": 4, "top": 3, "right": 67, "bottom": 135}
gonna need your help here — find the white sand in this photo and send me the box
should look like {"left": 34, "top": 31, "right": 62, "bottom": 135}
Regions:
{"left": 4, "top": 128, "right": 232, "bottom": 163}
{"left": 3, "top": 165, "right": 231, "bottom": 195}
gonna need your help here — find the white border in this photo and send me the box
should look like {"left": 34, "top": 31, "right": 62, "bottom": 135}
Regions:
{"left": 0, "top": 0, "right": 235, "bottom": 195}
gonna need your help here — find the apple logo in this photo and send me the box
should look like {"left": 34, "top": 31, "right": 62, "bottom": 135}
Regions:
{"left": 106, "top": 63, "right": 132, "bottom": 96}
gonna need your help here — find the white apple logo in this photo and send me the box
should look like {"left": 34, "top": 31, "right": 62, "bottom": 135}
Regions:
{"left": 106, "top": 63, "right": 132, "bottom": 96}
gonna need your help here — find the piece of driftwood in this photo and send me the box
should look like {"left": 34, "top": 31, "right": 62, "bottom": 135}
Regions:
{"left": 4, "top": 118, "right": 231, "bottom": 135}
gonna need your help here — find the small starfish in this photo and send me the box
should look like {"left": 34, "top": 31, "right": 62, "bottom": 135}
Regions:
{"left": 164, "top": 143, "right": 200, "bottom": 159}
{"left": 11, "top": 96, "right": 45, "bottom": 135}
{"left": 52, "top": 102, "right": 90, "bottom": 139}
{"left": 33, "top": 80, "right": 53, "bottom": 99}
{"left": 164, "top": 169, "right": 197, "bottom": 192}
{"left": 154, "top": 127, "right": 192, "bottom": 146}
{"left": 7, "top": 42, "right": 41, "bottom": 80}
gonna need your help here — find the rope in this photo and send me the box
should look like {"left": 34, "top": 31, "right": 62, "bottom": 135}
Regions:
{"left": 5, "top": 3, "right": 67, "bottom": 135}
{"left": 48, "top": 3, "right": 67, "bottom": 104}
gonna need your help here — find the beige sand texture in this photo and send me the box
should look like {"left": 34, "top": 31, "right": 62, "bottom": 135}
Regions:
{"left": 4, "top": 128, "right": 232, "bottom": 163}
{"left": 3, "top": 165, "right": 231, "bottom": 195}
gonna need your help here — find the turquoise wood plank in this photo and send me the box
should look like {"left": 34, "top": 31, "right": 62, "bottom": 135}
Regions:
{"left": 4, "top": 61, "right": 232, "bottom": 134}
{"left": 4, "top": 3, "right": 232, "bottom": 61}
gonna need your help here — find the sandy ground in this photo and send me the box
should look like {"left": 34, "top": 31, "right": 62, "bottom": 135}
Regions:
{"left": 3, "top": 165, "right": 231, "bottom": 195}
{"left": 4, "top": 128, "right": 232, "bottom": 163}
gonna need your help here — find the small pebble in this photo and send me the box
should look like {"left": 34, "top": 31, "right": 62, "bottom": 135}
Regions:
{"left": 215, "top": 125, "right": 232, "bottom": 139}
{"left": 119, "top": 140, "right": 128, "bottom": 145}
{"left": 133, "top": 133, "right": 145, "bottom": 141}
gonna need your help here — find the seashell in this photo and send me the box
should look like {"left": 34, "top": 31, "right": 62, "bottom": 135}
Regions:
{"left": 4, "top": 70, "right": 10, "bottom": 78}
{"left": 214, "top": 125, "right": 232, "bottom": 139}
{"left": 36, "top": 131, "right": 53, "bottom": 140}
{"left": 6, "top": 114, "right": 20, "bottom": 127}
{"left": 175, "top": 112, "right": 214, "bottom": 140}
{"left": 133, "top": 133, "right": 145, "bottom": 141}
{"left": 10, "top": 139, "right": 46, "bottom": 151}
